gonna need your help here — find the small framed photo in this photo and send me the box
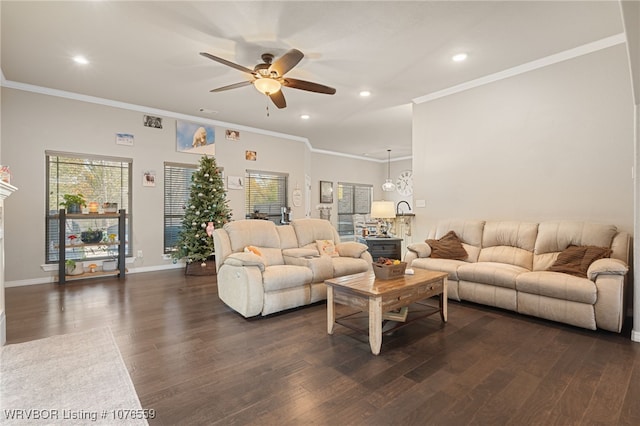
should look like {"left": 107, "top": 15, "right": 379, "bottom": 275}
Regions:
{"left": 228, "top": 176, "right": 244, "bottom": 190}
{"left": 245, "top": 150, "right": 257, "bottom": 161}
{"left": 320, "top": 181, "right": 333, "bottom": 203}
{"left": 115, "top": 133, "right": 134, "bottom": 146}
{"left": 143, "top": 170, "right": 156, "bottom": 187}
{"left": 143, "top": 115, "right": 163, "bottom": 129}
{"left": 226, "top": 129, "right": 240, "bottom": 141}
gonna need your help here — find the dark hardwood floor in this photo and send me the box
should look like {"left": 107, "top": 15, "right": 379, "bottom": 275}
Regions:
{"left": 5, "top": 270, "right": 640, "bottom": 425}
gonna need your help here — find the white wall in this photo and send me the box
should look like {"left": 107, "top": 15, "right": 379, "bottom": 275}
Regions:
{"left": 0, "top": 88, "right": 383, "bottom": 284}
{"left": 412, "top": 44, "right": 634, "bottom": 234}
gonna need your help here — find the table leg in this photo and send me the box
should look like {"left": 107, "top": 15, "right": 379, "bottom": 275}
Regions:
{"left": 327, "top": 286, "right": 335, "bottom": 335}
{"left": 440, "top": 277, "right": 448, "bottom": 323}
{"left": 369, "top": 296, "right": 383, "bottom": 355}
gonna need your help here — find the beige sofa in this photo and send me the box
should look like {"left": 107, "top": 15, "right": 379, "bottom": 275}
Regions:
{"left": 405, "top": 220, "right": 630, "bottom": 332}
{"left": 213, "top": 218, "right": 373, "bottom": 317}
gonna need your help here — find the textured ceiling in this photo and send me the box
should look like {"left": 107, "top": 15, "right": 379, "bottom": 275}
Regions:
{"left": 0, "top": 1, "right": 625, "bottom": 160}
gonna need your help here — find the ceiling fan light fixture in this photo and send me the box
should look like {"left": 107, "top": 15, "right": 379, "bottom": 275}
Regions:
{"left": 254, "top": 77, "right": 282, "bottom": 95}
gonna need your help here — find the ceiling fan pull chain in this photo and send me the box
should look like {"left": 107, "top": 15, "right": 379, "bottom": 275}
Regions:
{"left": 266, "top": 96, "right": 270, "bottom": 117}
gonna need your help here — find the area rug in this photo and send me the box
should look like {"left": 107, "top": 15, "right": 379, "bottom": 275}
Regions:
{"left": 1, "top": 327, "right": 148, "bottom": 425}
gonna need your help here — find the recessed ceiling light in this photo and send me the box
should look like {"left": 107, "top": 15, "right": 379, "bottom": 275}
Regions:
{"left": 73, "top": 55, "right": 89, "bottom": 65}
{"left": 452, "top": 53, "right": 468, "bottom": 62}
{"left": 300, "top": 114, "right": 310, "bottom": 120}
{"left": 359, "top": 90, "right": 371, "bottom": 97}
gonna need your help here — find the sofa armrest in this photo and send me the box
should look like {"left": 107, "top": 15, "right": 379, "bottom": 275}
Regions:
{"left": 224, "top": 252, "right": 266, "bottom": 272}
{"left": 587, "top": 258, "right": 628, "bottom": 281}
{"left": 335, "top": 241, "right": 368, "bottom": 258}
{"left": 407, "top": 242, "right": 432, "bottom": 258}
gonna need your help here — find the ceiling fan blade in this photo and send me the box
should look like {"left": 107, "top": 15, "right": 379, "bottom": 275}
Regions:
{"left": 269, "top": 90, "right": 287, "bottom": 109}
{"left": 283, "top": 78, "right": 336, "bottom": 95}
{"left": 270, "top": 49, "right": 304, "bottom": 77}
{"left": 200, "top": 52, "right": 255, "bottom": 75}
{"left": 210, "top": 81, "right": 253, "bottom": 92}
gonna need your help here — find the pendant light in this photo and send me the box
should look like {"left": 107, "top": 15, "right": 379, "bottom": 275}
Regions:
{"left": 382, "top": 149, "right": 396, "bottom": 192}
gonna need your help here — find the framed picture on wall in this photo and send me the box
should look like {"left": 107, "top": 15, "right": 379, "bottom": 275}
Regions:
{"left": 320, "top": 181, "right": 333, "bottom": 203}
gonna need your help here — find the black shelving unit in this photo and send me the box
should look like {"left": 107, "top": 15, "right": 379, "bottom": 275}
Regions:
{"left": 56, "top": 208, "right": 126, "bottom": 284}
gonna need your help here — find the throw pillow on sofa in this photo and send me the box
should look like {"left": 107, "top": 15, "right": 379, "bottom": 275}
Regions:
{"left": 548, "top": 245, "right": 612, "bottom": 278}
{"left": 316, "top": 239, "right": 339, "bottom": 257}
{"left": 426, "top": 231, "right": 468, "bottom": 260}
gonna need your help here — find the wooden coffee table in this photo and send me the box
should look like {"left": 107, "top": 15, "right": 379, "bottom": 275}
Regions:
{"left": 325, "top": 268, "right": 448, "bottom": 355}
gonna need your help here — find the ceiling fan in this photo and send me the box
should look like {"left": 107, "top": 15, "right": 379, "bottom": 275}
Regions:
{"left": 199, "top": 48, "right": 336, "bottom": 109}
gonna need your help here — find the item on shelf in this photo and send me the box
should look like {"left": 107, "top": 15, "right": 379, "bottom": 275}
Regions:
{"left": 88, "top": 263, "right": 98, "bottom": 273}
{"left": 65, "top": 260, "right": 84, "bottom": 276}
{"left": 102, "top": 259, "right": 117, "bottom": 272}
{"left": 0, "top": 165, "right": 11, "bottom": 184}
{"left": 80, "top": 229, "right": 103, "bottom": 243}
{"left": 103, "top": 202, "right": 118, "bottom": 213}
{"left": 88, "top": 202, "right": 99, "bottom": 213}
{"left": 60, "top": 193, "right": 86, "bottom": 214}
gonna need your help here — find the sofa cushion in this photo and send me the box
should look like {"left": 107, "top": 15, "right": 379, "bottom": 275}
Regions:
{"left": 332, "top": 257, "right": 370, "bottom": 277}
{"left": 547, "top": 245, "right": 612, "bottom": 278}
{"left": 276, "top": 224, "right": 299, "bottom": 249}
{"left": 426, "top": 231, "right": 468, "bottom": 260}
{"left": 516, "top": 271, "right": 597, "bottom": 304}
{"left": 533, "top": 221, "right": 617, "bottom": 271}
{"left": 292, "top": 218, "right": 340, "bottom": 247}
{"left": 259, "top": 247, "right": 285, "bottom": 266}
{"left": 262, "top": 265, "right": 313, "bottom": 292}
{"left": 427, "top": 220, "right": 484, "bottom": 262}
{"left": 457, "top": 262, "right": 529, "bottom": 290}
{"left": 478, "top": 221, "right": 537, "bottom": 269}
{"left": 411, "top": 258, "right": 466, "bottom": 281}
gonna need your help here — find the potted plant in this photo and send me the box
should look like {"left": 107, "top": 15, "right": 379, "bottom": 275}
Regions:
{"left": 60, "top": 193, "right": 86, "bottom": 214}
{"left": 65, "top": 259, "right": 84, "bottom": 276}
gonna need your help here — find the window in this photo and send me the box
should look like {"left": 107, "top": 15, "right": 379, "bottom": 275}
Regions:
{"left": 245, "top": 170, "right": 288, "bottom": 224}
{"left": 45, "top": 151, "right": 132, "bottom": 263}
{"left": 163, "top": 162, "right": 198, "bottom": 254}
{"left": 337, "top": 182, "right": 373, "bottom": 239}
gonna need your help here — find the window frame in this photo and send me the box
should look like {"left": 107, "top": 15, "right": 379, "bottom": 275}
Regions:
{"left": 45, "top": 151, "right": 133, "bottom": 263}
{"left": 337, "top": 182, "right": 373, "bottom": 238}
{"left": 245, "top": 169, "right": 289, "bottom": 225}
{"left": 163, "top": 161, "right": 198, "bottom": 254}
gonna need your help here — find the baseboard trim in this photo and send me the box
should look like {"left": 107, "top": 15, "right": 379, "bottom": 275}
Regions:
{"left": 1, "top": 310, "right": 6, "bottom": 346}
{"left": 6, "top": 262, "right": 186, "bottom": 288}
{"left": 632, "top": 329, "right": 640, "bottom": 343}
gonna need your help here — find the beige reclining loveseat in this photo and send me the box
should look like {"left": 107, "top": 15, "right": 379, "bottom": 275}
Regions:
{"left": 213, "top": 218, "right": 373, "bottom": 317}
{"left": 405, "top": 220, "right": 630, "bottom": 332}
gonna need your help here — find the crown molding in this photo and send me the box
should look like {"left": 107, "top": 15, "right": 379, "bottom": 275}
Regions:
{"left": 413, "top": 33, "right": 627, "bottom": 105}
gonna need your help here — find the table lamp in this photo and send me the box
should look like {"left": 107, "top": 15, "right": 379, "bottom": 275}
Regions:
{"left": 370, "top": 200, "right": 396, "bottom": 237}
